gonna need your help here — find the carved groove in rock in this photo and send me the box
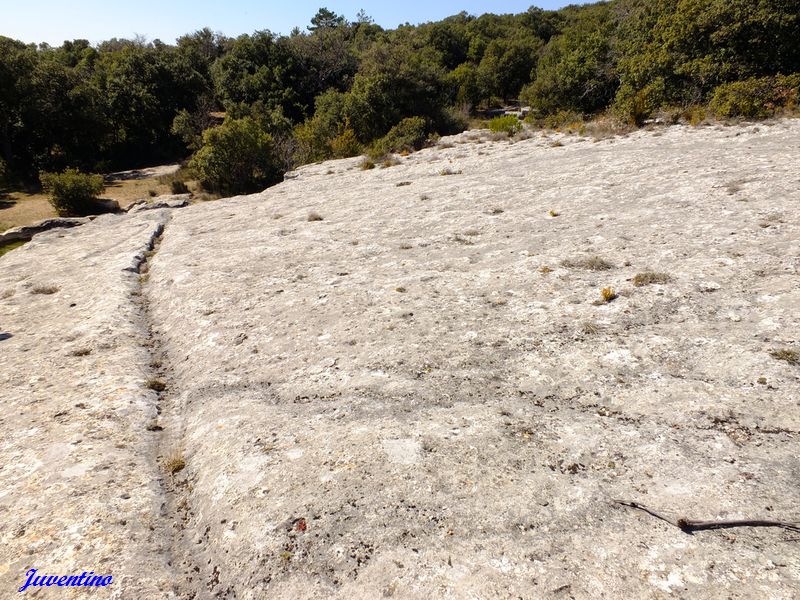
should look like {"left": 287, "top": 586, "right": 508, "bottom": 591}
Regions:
{"left": 134, "top": 216, "right": 208, "bottom": 598}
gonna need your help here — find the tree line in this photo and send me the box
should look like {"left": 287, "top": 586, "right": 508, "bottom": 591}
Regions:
{"left": 1, "top": 1, "right": 798, "bottom": 196}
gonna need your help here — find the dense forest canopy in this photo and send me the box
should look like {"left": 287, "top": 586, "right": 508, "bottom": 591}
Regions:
{"left": 1, "top": 0, "right": 798, "bottom": 193}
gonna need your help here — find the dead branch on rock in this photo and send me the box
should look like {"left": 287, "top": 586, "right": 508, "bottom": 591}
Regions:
{"left": 615, "top": 500, "right": 800, "bottom": 534}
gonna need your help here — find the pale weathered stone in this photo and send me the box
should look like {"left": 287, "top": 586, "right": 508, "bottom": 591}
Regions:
{"left": 127, "top": 195, "right": 191, "bottom": 214}
{"left": 1, "top": 121, "right": 799, "bottom": 599}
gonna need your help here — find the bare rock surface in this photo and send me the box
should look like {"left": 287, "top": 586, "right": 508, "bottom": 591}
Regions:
{"left": 0, "top": 212, "right": 174, "bottom": 597}
{"left": 1, "top": 121, "right": 800, "bottom": 598}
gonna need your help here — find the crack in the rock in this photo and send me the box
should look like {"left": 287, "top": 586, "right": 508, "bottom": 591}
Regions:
{"left": 130, "top": 215, "right": 205, "bottom": 598}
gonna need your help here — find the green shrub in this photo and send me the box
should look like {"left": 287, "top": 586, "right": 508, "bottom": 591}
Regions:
{"left": 370, "top": 117, "right": 428, "bottom": 158}
{"left": 0, "top": 158, "right": 7, "bottom": 188}
{"left": 709, "top": 76, "right": 800, "bottom": 119}
{"left": 488, "top": 115, "right": 522, "bottom": 135}
{"left": 613, "top": 79, "right": 667, "bottom": 126}
{"left": 189, "top": 117, "right": 282, "bottom": 196}
{"left": 329, "top": 125, "right": 362, "bottom": 159}
{"left": 40, "top": 168, "right": 105, "bottom": 216}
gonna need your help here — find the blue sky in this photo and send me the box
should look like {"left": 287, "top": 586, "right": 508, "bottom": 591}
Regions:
{"left": 3, "top": 1, "right": 588, "bottom": 46}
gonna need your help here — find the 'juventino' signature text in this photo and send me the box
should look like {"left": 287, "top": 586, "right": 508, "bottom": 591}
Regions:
{"left": 18, "top": 569, "right": 112, "bottom": 592}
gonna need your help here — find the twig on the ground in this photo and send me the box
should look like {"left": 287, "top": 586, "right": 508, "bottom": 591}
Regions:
{"left": 615, "top": 500, "right": 800, "bottom": 534}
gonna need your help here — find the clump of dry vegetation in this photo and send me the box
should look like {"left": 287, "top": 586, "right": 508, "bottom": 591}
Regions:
{"left": 146, "top": 378, "right": 167, "bottom": 392}
{"left": 597, "top": 287, "right": 618, "bottom": 304}
{"left": 581, "top": 322, "right": 600, "bottom": 335}
{"left": 770, "top": 349, "right": 798, "bottom": 365}
{"left": 440, "top": 167, "right": 462, "bottom": 176}
{"left": 164, "top": 450, "right": 186, "bottom": 475}
{"left": 581, "top": 117, "right": 634, "bottom": 141}
{"left": 359, "top": 159, "right": 376, "bottom": 170}
{"left": 561, "top": 256, "right": 614, "bottom": 271}
{"left": 31, "top": 284, "right": 60, "bottom": 295}
{"left": 307, "top": 211, "right": 324, "bottom": 222}
{"left": 633, "top": 272, "right": 671, "bottom": 287}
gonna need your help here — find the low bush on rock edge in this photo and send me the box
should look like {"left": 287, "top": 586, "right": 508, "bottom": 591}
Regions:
{"left": 39, "top": 168, "right": 104, "bottom": 217}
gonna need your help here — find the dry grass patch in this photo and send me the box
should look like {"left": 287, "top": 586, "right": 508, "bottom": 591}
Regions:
{"left": 581, "top": 322, "right": 601, "bottom": 335}
{"left": 440, "top": 167, "right": 462, "bottom": 176}
{"left": 164, "top": 451, "right": 186, "bottom": 475}
{"left": 31, "top": 284, "right": 60, "bottom": 295}
{"left": 770, "top": 349, "right": 798, "bottom": 365}
{"left": 581, "top": 118, "right": 634, "bottom": 141}
{"left": 561, "top": 256, "right": 614, "bottom": 271}
{"left": 633, "top": 272, "right": 671, "bottom": 287}
{"left": 307, "top": 211, "right": 324, "bottom": 222}
{"left": 601, "top": 287, "right": 618, "bottom": 302}
{"left": 146, "top": 378, "right": 167, "bottom": 392}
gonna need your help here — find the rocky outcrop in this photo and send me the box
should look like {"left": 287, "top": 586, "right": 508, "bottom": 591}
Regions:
{"left": 0, "top": 217, "right": 92, "bottom": 244}
{"left": 1, "top": 122, "right": 799, "bottom": 599}
{"left": 126, "top": 194, "right": 191, "bottom": 214}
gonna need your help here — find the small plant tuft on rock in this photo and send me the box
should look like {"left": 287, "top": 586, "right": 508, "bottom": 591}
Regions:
{"left": 164, "top": 451, "right": 186, "bottom": 474}
{"left": 146, "top": 378, "right": 167, "bottom": 392}
{"left": 633, "top": 272, "right": 671, "bottom": 287}
{"left": 582, "top": 322, "right": 600, "bottom": 335}
{"left": 770, "top": 349, "right": 798, "bottom": 365}
{"left": 31, "top": 285, "right": 60, "bottom": 295}
{"left": 600, "top": 287, "right": 618, "bottom": 303}
{"left": 562, "top": 256, "right": 614, "bottom": 271}
{"left": 440, "top": 167, "right": 462, "bottom": 176}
